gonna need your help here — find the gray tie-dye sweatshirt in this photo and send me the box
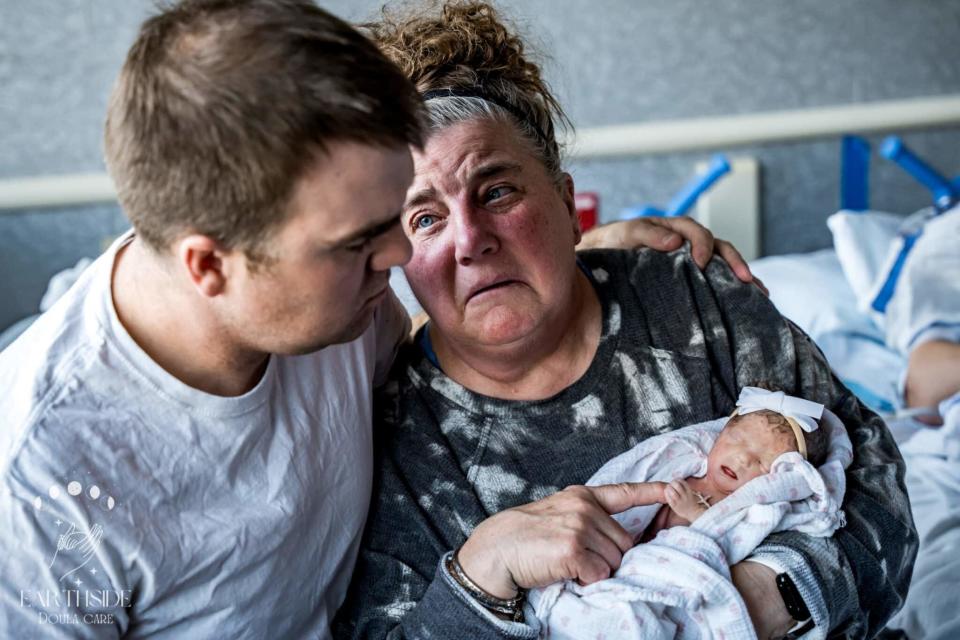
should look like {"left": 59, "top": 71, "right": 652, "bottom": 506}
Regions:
{"left": 333, "top": 248, "right": 917, "bottom": 640}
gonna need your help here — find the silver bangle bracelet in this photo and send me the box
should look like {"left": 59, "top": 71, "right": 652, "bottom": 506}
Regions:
{"left": 444, "top": 549, "right": 526, "bottom": 622}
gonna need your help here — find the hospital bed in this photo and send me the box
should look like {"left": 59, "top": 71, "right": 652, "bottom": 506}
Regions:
{"left": 749, "top": 138, "right": 960, "bottom": 639}
{"left": 752, "top": 239, "right": 959, "bottom": 640}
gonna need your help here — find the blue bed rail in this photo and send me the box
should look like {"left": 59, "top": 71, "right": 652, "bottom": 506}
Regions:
{"left": 621, "top": 154, "right": 731, "bottom": 219}
{"left": 870, "top": 136, "right": 959, "bottom": 313}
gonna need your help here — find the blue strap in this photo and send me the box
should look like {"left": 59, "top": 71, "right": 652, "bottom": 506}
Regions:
{"left": 870, "top": 231, "right": 921, "bottom": 313}
{"left": 840, "top": 136, "right": 870, "bottom": 211}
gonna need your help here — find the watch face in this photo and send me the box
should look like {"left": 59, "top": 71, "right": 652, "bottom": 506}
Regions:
{"left": 776, "top": 573, "right": 811, "bottom": 621}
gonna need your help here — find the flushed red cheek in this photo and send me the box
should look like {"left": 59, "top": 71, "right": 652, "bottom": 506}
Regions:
{"left": 405, "top": 253, "right": 456, "bottom": 313}
{"left": 498, "top": 209, "right": 548, "bottom": 242}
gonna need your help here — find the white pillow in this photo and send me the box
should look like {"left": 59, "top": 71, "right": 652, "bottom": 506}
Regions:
{"left": 826, "top": 209, "right": 905, "bottom": 309}
{"left": 749, "top": 248, "right": 880, "bottom": 340}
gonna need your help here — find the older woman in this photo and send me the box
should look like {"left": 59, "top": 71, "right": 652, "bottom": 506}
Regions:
{"left": 334, "top": 3, "right": 916, "bottom": 639}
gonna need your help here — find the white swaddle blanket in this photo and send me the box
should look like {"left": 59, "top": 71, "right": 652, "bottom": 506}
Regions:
{"left": 528, "top": 409, "right": 852, "bottom": 640}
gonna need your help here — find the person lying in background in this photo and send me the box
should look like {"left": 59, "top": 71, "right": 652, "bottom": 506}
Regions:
{"left": 895, "top": 206, "right": 960, "bottom": 429}
{"left": 883, "top": 202, "right": 960, "bottom": 639}
{"left": 333, "top": 2, "right": 916, "bottom": 639}
{"left": 0, "top": 1, "right": 750, "bottom": 638}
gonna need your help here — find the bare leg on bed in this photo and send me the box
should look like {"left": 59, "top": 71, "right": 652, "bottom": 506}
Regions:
{"left": 904, "top": 340, "right": 960, "bottom": 425}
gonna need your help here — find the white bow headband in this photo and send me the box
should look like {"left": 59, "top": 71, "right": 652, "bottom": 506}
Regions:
{"left": 732, "top": 387, "right": 824, "bottom": 459}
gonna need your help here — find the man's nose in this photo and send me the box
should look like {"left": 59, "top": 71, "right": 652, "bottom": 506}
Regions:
{"left": 452, "top": 205, "right": 498, "bottom": 266}
{"left": 370, "top": 220, "right": 413, "bottom": 272}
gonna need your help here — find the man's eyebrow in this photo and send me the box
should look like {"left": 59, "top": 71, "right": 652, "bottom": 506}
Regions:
{"left": 328, "top": 214, "right": 401, "bottom": 248}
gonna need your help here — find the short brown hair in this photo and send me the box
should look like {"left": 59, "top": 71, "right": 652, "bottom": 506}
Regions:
{"left": 105, "top": 0, "right": 424, "bottom": 260}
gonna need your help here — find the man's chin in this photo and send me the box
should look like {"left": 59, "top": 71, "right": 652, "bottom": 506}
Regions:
{"left": 287, "top": 313, "right": 375, "bottom": 355}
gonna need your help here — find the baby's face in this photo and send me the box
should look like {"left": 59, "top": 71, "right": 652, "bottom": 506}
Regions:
{"left": 706, "top": 413, "right": 798, "bottom": 495}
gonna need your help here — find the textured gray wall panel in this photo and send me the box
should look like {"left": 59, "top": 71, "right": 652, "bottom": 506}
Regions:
{"left": 1, "top": 0, "right": 959, "bottom": 329}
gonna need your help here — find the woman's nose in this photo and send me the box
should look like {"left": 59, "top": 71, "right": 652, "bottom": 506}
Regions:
{"left": 452, "top": 205, "right": 499, "bottom": 266}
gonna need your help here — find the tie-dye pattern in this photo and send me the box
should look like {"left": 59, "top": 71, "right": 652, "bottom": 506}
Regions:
{"left": 333, "top": 248, "right": 917, "bottom": 639}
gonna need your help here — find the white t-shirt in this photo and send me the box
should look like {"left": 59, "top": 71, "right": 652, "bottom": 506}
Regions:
{"left": 0, "top": 233, "right": 409, "bottom": 639}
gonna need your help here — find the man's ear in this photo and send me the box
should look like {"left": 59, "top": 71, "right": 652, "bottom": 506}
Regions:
{"left": 559, "top": 173, "right": 581, "bottom": 245}
{"left": 176, "top": 235, "right": 230, "bottom": 298}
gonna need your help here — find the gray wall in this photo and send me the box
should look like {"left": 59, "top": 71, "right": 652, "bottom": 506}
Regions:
{"left": 1, "top": 0, "right": 959, "bottom": 330}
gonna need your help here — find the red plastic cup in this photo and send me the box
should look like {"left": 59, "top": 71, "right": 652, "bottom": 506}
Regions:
{"left": 575, "top": 192, "right": 599, "bottom": 232}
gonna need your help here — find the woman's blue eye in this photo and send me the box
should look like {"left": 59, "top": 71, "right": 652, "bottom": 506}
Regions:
{"left": 487, "top": 186, "right": 511, "bottom": 201}
{"left": 415, "top": 215, "right": 437, "bottom": 230}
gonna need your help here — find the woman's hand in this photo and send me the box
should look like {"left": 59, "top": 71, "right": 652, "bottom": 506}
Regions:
{"left": 578, "top": 216, "right": 767, "bottom": 295}
{"left": 457, "top": 483, "right": 663, "bottom": 598}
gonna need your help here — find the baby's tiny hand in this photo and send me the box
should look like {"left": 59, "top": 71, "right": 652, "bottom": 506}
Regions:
{"left": 664, "top": 479, "right": 708, "bottom": 523}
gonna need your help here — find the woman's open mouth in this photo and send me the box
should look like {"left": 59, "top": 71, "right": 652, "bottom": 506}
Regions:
{"left": 721, "top": 465, "right": 738, "bottom": 480}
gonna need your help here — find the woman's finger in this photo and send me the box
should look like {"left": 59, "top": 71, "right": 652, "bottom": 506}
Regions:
{"left": 587, "top": 510, "right": 634, "bottom": 554}
{"left": 581, "top": 526, "right": 626, "bottom": 573}
{"left": 573, "top": 549, "right": 614, "bottom": 586}
{"left": 567, "top": 487, "right": 635, "bottom": 553}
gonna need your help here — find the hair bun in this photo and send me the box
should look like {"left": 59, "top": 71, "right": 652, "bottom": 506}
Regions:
{"left": 364, "top": 1, "right": 569, "bottom": 149}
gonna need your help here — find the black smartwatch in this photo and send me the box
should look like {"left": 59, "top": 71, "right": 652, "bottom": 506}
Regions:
{"left": 776, "top": 572, "right": 815, "bottom": 638}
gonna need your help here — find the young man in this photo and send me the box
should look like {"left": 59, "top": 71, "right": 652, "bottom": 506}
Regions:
{"left": 0, "top": 1, "right": 422, "bottom": 637}
{"left": 0, "top": 1, "right": 745, "bottom": 637}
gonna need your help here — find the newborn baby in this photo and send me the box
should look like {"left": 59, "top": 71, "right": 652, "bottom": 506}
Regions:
{"left": 529, "top": 387, "right": 850, "bottom": 640}
{"left": 638, "top": 393, "right": 829, "bottom": 543}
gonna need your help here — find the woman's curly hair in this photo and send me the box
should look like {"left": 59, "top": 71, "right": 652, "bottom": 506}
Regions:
{"left": 363, "top": 1, "right": 572, "bottom": 182}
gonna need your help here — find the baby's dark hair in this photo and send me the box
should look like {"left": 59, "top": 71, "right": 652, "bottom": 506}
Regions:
{"left": 736, "top": 383, "right": 829, "bottom": 467}
{"left": 731, "top": 410, "right": 829, "bottom": 467}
